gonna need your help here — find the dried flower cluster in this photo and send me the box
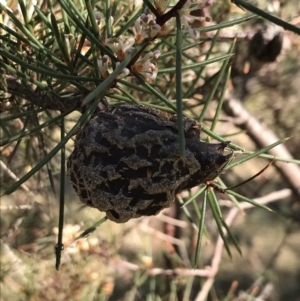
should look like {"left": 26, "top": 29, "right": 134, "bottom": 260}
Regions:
{"left": 178, "top": 0, "right": 213, "bottom": 39}
{"left": 95, "top": 0, "right": 213, "bottom": 81}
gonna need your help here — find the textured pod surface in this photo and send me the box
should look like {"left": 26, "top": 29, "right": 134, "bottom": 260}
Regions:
{"left": 67, "top": 103, "right": 232, "bottom": 223}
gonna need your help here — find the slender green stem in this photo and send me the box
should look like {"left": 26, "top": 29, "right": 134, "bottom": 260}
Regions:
{"left": 193, "top": 189, "right": 207, "bottom": 268}
{"left": 200, "top": 126, "right": 244, "bottom": 151}
{"left": 184, "top": 31, "right": 220, "bottom": 99}
{"left": 175, "top": 13, "right": 185, "bottom": 157}
{"left": 249, "top": 153, "right": 300, "bottom": 164}
{"left": 0, "top": 108, "right": 45, "bottom": 122}
{"left": 227, "top": 190, "right": 272, "bottom": 212}
{"left": 0, "top": 49, "right": 96, "bottom": 82}
{"left": 2, "top": 99, "right": 99, "bottom": 196}
{"left": 56, "top": 117, "right": 65, "bottom": 271}
{"left": 159, "top": 54, "right": 233, "bottom": 73}
{"left": 198, "top": 14, "right": 257, "bottom": 33}
{"left": 177, "top": 196, "right": 198, "bottom": 231}
{"left": 0, "top": 110, "right": 72, "bottom": 146}
{"left": 115, "top": 4, "right": 146, "bottom": 36}
{"left": 226, "top": 137, "right": 289, "bottom": 169}
{"left": 210, "top": 66, "right": 231, "bottom": 132}
{"left": 74, "top": 216, "right": 108, "bottom": 240}
{"left": 134, "top": 73, "right": 177, "bottom": 111}
{"left": 198, "top": 40, "right": 235, "bottom": 124}
{"left": 105, "top": 0, "right": 112, "bottom": 38}
{"left": 232, "top": 0, "right": 300, "bottom": 35}
{"left": 208, "top": 189, "right": 232, "bottom": 258}
{"left": 143, "top": 0, "right": 160, "bottom": 18}
{"left": 85, "top": 0, "right": 99, "bottom": 37}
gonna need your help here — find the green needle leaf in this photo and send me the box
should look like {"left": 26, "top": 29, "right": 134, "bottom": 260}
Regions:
{"left": 56, "top": 117, "right": 66, "bottom": 271}
{"left": 175, "top": 13, "right": 185, "bottom": 157}
{"left": 193, "top": 189, "right": 207, "bottom": 268}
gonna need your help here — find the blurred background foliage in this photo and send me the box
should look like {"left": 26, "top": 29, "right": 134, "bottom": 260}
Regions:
{"left": 1, "top": 0, "right": 300, "bottom": 300}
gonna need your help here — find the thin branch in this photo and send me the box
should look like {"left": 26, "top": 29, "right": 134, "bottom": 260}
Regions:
{"left": 156, "top": 213, "right": 188, "bottom": 228}
{"left": 116, "top": 260, "right": 211, "bottom": 276}
{"left": 74, "top": 190, "right": 289, "bottom": 289}
{"left": 223, "top": 94, "right": 300, "bottom": 198}
{"left": 4, "top": 77, "right": 86, "bottom": 112}
{"left": 194, "top": 188, "right": 289, "bottom": 301}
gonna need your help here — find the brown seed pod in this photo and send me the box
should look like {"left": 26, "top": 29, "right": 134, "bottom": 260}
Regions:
{"left": 67, "top": 103, "right": 232, "bottom": 223}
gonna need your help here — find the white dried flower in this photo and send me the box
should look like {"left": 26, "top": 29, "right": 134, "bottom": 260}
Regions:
{"left": 178, "top": 0, "right": 213, "bottom": 40}
{"left": 132, "top": 52, "right": 160, "bottom": 80}
{"left": 105, "top": 37, "right": 135, "bottom": 60}
{"left": 97, "top": 55, "right": 110, "bottom": 79}
{"left": 135, "top": 14, "right": 161, "bottom": 43}
{"left": 116, "top": 62, "right": 130, "bottom": 79}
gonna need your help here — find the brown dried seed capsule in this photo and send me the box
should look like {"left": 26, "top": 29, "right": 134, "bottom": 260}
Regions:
{"left": 67, "top": 103, "right": 232, "bottom": 223}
